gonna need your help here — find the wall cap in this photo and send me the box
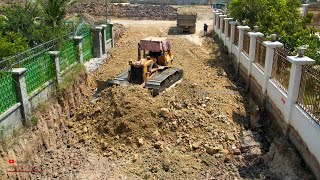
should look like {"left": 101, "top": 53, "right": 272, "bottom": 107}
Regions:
{"left": 263, "top": 41, "right": 284, "bottom": 49}
{"left": 248, "top": 32, "right": 264, "bottom": 37}
{"left": 237, "top": 26, "right": 250, "bottom": 30}
{"left": 100, "top": 24, "right": 107, "bottom": 28}
{"left": 49, "top": 51, "right": 60, "bottom": 56}
{"left": 224, "top": 18, "right": 233, "bottom": 21}
{"left": 73, "top": 36, "right": 83, "bottom": 41}
{"left": 287, "top": 56, "right": 315, "bottom": 65}
{"left": 12, "top": 68, "right": 27, "bottom": 75}
{"left": 92, "top": 26, "right": 103, "bottom": 31}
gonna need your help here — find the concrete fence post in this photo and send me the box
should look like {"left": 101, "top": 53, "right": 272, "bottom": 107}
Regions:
{"left": 100, "top": 24, "right": 108, "bottom": 55}
{"left": 285, "top": 55, "right": 315, "bottom": 124}
{"left": 110, "top": 23, "right": 115, "bottom": 48}
{"left": 229, "top": 21, "right": 237, "bottom": 45}
{"left": 248, "top": 32, "right": 264, "bottom": 78}
{"left": 219, "top": 15, "right": 227, "bottom": 38}
{"left": 74, "top": 36, "right": 84, "bottom": 63}
{"left": 215, "top": 12, "right": 222, "bottom": 32}
{"left": 236, "top": 26, "right": 250, "bottom": 73}
{"left": 12, "top": 68, "right": 31, "bottom": 122}
{"left": 302, "top": 4, "right": 310, "bottom": 17}
{"left": 223, "top": 18, "right": 233, "bottom": 45}
{"left": 213, "top": 11, "right": 219, "bottom": 31}
{"left": 49, "top": 51, "right": 62, "bottom": 84}
{"left": 92, "top": 26, "right": 103, "bottom": 58}
{"left": 261, "top": 41, "right": 284, "bottom": 94}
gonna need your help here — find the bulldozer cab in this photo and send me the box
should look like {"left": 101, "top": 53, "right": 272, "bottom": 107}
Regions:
{"left": 139, "top": 37, "right": 173, "bottom": 66}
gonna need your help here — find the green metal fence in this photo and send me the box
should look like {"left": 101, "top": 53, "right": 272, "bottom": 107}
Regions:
{"left": 22, "top": 52, "right": 56, "bottom": 94}
{"left": 0, "top": 71, "right": 18, "bottom": 114}
{"left": 59, "top": 39, "right": 77, "bottom": 71}
{"left": 106, "top": 23, "right": 112, "bottom": 41}
{"left": 81, "top": 28, "right": 93, "bottom": 62}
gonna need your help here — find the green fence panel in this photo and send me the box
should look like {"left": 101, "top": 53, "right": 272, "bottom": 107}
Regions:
{"left": 82, "top": 30, "right": 93, "bottom": 62}
{"left": 22, "top": 52, "right": 56, "bottom": 94}
{"left": 59, "top": 39, "right": 77, "bottom": 71}
{"left": 106, "top": 23, "right": 112, "bottom": 41}
{"left": 0, "top": 71, "right": 18, "bottom": 114}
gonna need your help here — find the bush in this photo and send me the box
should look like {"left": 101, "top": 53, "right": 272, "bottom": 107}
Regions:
{"left": 229, "top": 0, "right": 320, "bottom": 64}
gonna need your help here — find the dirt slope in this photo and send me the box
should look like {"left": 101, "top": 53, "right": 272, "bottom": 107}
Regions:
{"left": 69, "top": 25, "right": 312, "bottom": 178}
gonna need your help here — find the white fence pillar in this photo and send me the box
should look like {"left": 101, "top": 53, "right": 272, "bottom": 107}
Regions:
{"left": 12, "top": 68, "right": 31, "bottom": 122}
{"left": 49, "top": 51, "right": 62, "bottom": 84}
{"left": 302, "top": 4, "right": 310, "bottom": 17}
{"left": 219, "top": 15, "right": 227, "bottom": 38}
{"left": 213, "top": 11, "right": 219, "bottom": 32}
{"left": 285, "top": 55, "right": 315, "bottom": 123}
{"left": 236, "top": 26, "right": 250, "bottom": 73}
{"left": 215, "top": 12, "right": 222, "bottom": 33}
{"left": 74, "top": 36, "right": 84, "bottom": 63}
{"left": 262, "top": 41, "right": 284, "bottom": 94}
{"left": 92, "top": 26, "right": 103, "bottom": 58}
{"left": 230, "top": 21, "right": 237, "bottom": 44}
{"left": 224, "top": 18, "right": 233, "bottom": 45}
{"left": 248, "top": 32, "right": 264, "bottom": 77}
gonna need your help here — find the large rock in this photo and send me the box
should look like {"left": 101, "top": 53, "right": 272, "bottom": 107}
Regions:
{"left": 160, "top": 108, "right": 171, "bottom": 118}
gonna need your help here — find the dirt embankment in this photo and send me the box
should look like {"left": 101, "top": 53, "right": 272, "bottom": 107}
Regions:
{"left": 0, "top": 74, "right": 132, "bottom": 179}
{"left": 69, "top": 3, "right": 177, "bottom": 20}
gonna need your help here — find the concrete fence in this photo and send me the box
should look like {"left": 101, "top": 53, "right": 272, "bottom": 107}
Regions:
{"left": 0, "top": 24, "right": 115, "bottom": 133}
{"left": 213, "top": 10, "right": 320, "bottom": 179}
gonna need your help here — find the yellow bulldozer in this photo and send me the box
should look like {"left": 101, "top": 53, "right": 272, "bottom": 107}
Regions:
{"left": 96, "top": 37, "right": 183, "bottom": 96}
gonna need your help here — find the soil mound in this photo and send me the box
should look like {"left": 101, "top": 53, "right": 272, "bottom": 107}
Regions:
{"left": 69, "top": 3, "right": 177, "bottom": 20}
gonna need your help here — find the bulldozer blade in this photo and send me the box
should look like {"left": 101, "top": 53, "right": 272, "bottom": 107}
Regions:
{"left": 94, "top": 70, "right": 129, "bottom": 97}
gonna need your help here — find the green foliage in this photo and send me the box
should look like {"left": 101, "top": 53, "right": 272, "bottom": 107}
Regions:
{"left": 36, "top": 0, "right": 77, "bottom": 28}
{"left": 0, "top": 32, "right": 29, "bottom": 60}
{"left": 229, "top": 0, "right": 320, "bottom": 64}
{"left": 0, "top": 1, "right": 75, "bottom": 59}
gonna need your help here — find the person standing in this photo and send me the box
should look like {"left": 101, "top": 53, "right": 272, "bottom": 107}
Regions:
{"left": 204, "top": 23, "right": 208, "bottom": 36}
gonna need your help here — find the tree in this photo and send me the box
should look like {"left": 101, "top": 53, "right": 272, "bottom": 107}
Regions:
{"left": 229, "top": 0, "right": 320, "bottom": 64}
{"left": 0, "top": 32, "right": 29, "bottom": 60}
{"left": 36, "top": 0, "right": 77, "bottom": 28}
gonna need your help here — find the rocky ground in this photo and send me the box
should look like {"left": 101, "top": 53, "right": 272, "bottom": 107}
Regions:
{"left": 0, "top": 5, "right": 314, "bottom": 180}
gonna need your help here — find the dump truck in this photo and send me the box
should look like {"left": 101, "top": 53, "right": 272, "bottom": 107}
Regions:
{"left": 95, "top": 37, "right": 183, "bottom": 96}
{"left": 176, "top": 8, "right": 197, "bottom": 34}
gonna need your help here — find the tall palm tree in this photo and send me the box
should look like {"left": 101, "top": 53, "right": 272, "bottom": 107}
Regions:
{"left": 36, "top": 0, "right": 77, "bottom": 28}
